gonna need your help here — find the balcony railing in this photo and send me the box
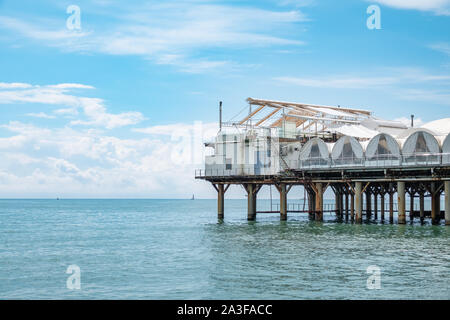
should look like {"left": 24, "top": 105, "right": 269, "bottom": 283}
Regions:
{"left": 196, "top": 153, "right": 450, "bottom": 178}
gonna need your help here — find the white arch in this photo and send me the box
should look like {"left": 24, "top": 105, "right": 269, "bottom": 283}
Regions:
{"left": 331, "top": 136, "right": 364, "bottom": 166}
{"left": 443, "top": 133, "right": 450, "bottom": 164}
{"left": 366, "top": 133, "right": 401, "bottom": 166}
{"left": 299, "top": 138, "right": 330, "bottom": 168}
{"left": 402, "top": 130, "right": 441, "bottom": 165}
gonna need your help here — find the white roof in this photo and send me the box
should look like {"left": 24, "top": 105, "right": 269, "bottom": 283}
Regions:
{"left": 421, "top": 118, "right": 450, "bottom": 136}
{"left": 333, "top": 124, "right": 379, "bottom": 139}
{"left": 396, "top": 127, "right": 438, "bottom": 139}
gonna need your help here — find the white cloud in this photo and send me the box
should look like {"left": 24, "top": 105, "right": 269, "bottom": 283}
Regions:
{"left": 0, "top": 82, "right": 145, "bottom": 129}
{"left": 26, "top": 112, "right": 56, "bottom": 119}
{"left": 275, "top": 75, "right": 397, "bottom": 88}
{"left": 0, "top": 82, "right": 33, "bottom": 89}
{"left": 429, "top": 42, "right": 450, "bottom": 56}
{"left": 371, "top": 0, "right": 450, "bottom": 15}
{"left": 274, "top": 67, "right": 450, "bottom": 89}
{"left": 0, "top": 120, "right": 215, "bottom": 198}
{"left": 394, "top": 89, "right": 450, "bottom": 105}
{"left": 0, "top": 2, "right": 307, "bottom": 72}
{"left": 46, "top": 83, "right": 95, "bottom": 90}
{"left": 70, "top": 97, "right": 145, "bottom": 129}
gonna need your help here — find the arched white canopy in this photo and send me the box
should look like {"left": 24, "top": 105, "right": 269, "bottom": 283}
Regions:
{"left": 442, "top": 133, "right": 450, "bottom": 164}
{"left": 331, "top": 136, "right": 364, "bottom": 166}
{"left": 402, "top": 130, "right": 441, "bottom": 165}
{"left": 366, "top": 133, "right": 401, "bottom": 166}
{"left": 299, "top": 138, "right": 330, "bottom": 167}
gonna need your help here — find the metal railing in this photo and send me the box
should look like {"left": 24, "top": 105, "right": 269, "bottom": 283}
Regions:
{"left": 196, "top": 153, "right": 450, "bottom": 178}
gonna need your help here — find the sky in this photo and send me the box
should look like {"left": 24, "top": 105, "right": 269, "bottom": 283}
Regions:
{"left": 0, "top": 0, "right": 449, "bottom": 199}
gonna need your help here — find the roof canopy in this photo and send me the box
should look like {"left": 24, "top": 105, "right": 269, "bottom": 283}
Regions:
{"left": 366, "top": 133, "right": 401, "bottom": 160}
{"left": 402, "top": 130, "right": 441, "bottom": 155}
{"left": 233, "top": 98, "right": 371, "bottom": 130}
{"left": 228, "top": 98, "right": 409, "bottom": 139}
{"left": 331, "top": 136, "right": 364, "bottom": 164}
{"left": 299, "top": 138, "right": 330, "bottom": 160}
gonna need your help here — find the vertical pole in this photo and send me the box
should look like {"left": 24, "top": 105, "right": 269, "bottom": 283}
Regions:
{"left": 334, "top": 188, "right": 341, "bottom": 220}
{"left": 445, "top": 181, "right": 450, "bottom": 226}
{"left": 350, "top": 193, "right": 355, "bottom": 221}
{"left": 420, "top": 193, "right": 425, "bottom": 223}
{"left": 431, "top": 183, "right": 441, "bottom": 225}
{"left": 409, "top": 191, "right": 415, "bottom": 222}
{"left": 398, "top": 181, "right": 406, "bottom": 224}
{"left": 389, "top": 191, "right": 394, "bottom": 223}
{"left": 308, "top": 190, "right": 316, "bottom": 220}
{"left": 219, "top": 101, "right": 223, "bottom": 132}
{"left": 374, "top": 193, "right": 378, "bottom": 220}
{"left": 355, "top": 182, "right": 362, "bottom": 223}
{"left": 366, "top": 191, "right": 372, "bottom": 220}
{"left": 345, "top": 192, "right": 349, "bottom": 221}
{"left": 315, "top": 183, "right": 323, "bottom": 221}
{"left": 280, "top": 184, "right": 287, "bottom": 221}
{"left": 247, "top": 184, "right": 256, "bottom": 221}
{"left": 218, "top": 184, "right": 224, "bottom": 220}
{"left": 380, "top": 194, "right": 385, "bottom": 222}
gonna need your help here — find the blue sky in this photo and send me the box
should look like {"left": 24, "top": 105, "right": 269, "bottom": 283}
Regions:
{"left": 0, "top": 0, "right": 449, "bottom": 198}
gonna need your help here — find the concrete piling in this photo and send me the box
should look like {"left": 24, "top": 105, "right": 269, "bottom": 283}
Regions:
{"left": 218, "top": 184, "right": 225, "bottom": 220}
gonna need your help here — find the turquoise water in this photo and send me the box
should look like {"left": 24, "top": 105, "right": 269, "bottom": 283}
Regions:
{"left": 0, "top": 199, "right": 449, "bottom": 300}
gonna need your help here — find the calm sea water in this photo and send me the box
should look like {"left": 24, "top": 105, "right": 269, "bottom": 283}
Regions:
{"left": 0, "top": 199, "right": 448, "bottom": 300}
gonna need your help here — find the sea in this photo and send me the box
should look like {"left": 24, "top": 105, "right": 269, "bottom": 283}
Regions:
{"left": 0, "top": 199, "right": 448, "bottom": 300}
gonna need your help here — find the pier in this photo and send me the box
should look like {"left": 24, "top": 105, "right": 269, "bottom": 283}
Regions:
{"left": 196, "top": 98, "right": 450, "bottom": 225}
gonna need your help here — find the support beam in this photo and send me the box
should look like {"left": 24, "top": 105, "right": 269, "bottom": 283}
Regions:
{"left": 315, "top": 183, "right": 324, "bottom": 221}
{"left": 345, "top": 193, "right": 349, "bottom": 221}
{"left": 445, "top": 181, "right": 450, "bottom": 226}
{"left": 239, "top": 105, "right": 265, "bottom": 125}
{"left": 431, "top": 183, "right": 441, "bottom": 225}
{"left": 398, "top": 182, "right": 406, "bottom": 224}
{"left": 374, "top": 193, "right": 378, "bottom": 220}
{"left": 365, "top": 191, "right": 372, "bottom": 219}
{"left": 420, "top": 193, "right": 425, "bottom": 223}
{"left": 409, "top": 191, "right": 415, "bottom": 222}
{"left": 389, "top": 191, "right": 394, "bottom": 223}
{"left": 218, "top": 184, "right": 225, "bottom": 220}
{"left": 380, "top": 194, "right": 385, "bottom": 222}
{"left": 355, "top": 182, "right": 363, "bottom": 223}
{"left": 309, "top": 190, "right": 316, "bottom": 220}
{"left": 244, "top": 184, "right": 260, "bottom": 221}
{"left": 350, "top": 193, "right": 355, "bottom": 221}
{"left": 279, "top": 184, "right": 288, "bottom": 221}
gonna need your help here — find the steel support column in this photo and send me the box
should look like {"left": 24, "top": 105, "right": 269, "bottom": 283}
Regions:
{"left": 279, "top": 184, "right": 288, "bottom": 221}
{"left": 398, "top": 181, "right": 406, "bottom": 224}
{"left": 355, "top": 182, "right": 363, "bottom": 223}
{"left": 445, "top": 181, "right": 450, "bottom": 226}
{"left": 431, "top": 183, "right": 441, "bottom": 225}
{"left": 315, "top": 183, "right": 324, "bottom": 221}
{"left": 218, "top": 184, "right": 225, "bottom": 220}
{"left": 420, "top": 193, "right": 425, "bottom": 223}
